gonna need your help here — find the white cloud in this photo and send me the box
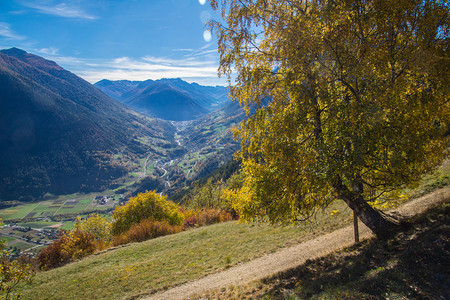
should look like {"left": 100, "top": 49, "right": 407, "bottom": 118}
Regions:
{"left": 47, "top": 49, "right": 225, "bottom": 86}
{"left": 22, "top": 2, "right": 97, "bottom": 20}
{"left": 188, "top": 48, "right": 218, "bottom": 57}
{"left": 113, "top": 57, "right": 130, "bottom": 64}
{"left": 171, "top": 48, "right": 195, "bottom": 52}
{"left": 36, "top": 47, "right": 59, "bottom": 55}
{"left": 0, "top": 22, "right": 26, "bottom": 40}
{"left": 33, "top": 44, "right": 225, "bottom": 86}
{"left": 142, "top": 55, "right": 216, "bottom": 67}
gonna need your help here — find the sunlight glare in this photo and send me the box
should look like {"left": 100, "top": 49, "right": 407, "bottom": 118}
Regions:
{"left": 203, "top": 30, "right": 212, "bottom": 42}
{"left": 199, "top": 0, "right": 206, "bottom": 5}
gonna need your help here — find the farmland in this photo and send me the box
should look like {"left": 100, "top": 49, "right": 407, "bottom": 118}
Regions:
{"left": 0, "top": 193, "right": 120, "bottom": 255}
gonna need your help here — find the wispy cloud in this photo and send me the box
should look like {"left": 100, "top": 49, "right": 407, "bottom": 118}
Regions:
{"left": 77, "top": 56, "right": 219, "bottom": 83}
{"left": 0, "top": 22, "right": 26, "bottom": 40}
{"left": 37, "top": 45, "right": 225, "bottom": 86}
{"left": 36, "top": 47, "right": 59, "bottom": 55}
{"left": 22, "top": 2, "right": 98, "bottom": 20}
{"left": 171, "top": 48, "right": 195, "bottom": 52}
{"left": 141, "top": 55, "right": 216, "bottom": 67}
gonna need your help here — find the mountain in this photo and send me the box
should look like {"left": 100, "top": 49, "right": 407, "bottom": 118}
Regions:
{"left": 124, "top": 82, "right": 209, "bottom": 121}
{"left": 179, "top": 100, "right": 245, "bottom": 152}
{"left": 0, "top": 48, "right": 176, "bottom": 201}
{"left": 94, "top": 78, "right": 229, "bottom": 121}
{"left": 93, "top": 79, "right": 140, "bottom": 100}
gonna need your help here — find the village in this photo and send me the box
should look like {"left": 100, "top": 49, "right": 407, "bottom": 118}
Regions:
{"left": 0, "top": 193, "right": 124, "bottom": 258}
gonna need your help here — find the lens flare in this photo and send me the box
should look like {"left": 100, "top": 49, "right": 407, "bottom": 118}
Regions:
{"left": 200, "top": 10, "right": 211, "bottom": 24}
{"left": 203, "top": 30, "right": 211, "bottom": 42}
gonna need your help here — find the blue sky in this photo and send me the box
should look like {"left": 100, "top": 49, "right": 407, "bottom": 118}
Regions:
{"left": 0, "top": 0, "right": 227, "bottom": 86}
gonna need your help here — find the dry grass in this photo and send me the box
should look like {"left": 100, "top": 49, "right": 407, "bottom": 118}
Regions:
{"left": 17, "top": 160, "right": 449, "bottom": 299}
{"left": 18, "top": 200, "right": 353, "bottom": 300}
{"left": 200, "top": 201, "right": 449, "bottom": 299}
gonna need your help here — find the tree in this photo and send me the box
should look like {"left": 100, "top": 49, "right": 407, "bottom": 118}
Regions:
{"left": 111, "top": 191, "right": 184, "bottom": 235}
{"left": 211, "top": 0, "right": 449, "bottom": 237}
{"left": 37, "top": 229, "right": 98, "bottom": 270}
{"left": 0, "top": 221, "right": 35, "bottom": 299}
{"left": 76, "top": 213, "right": 112, "bottom": 243}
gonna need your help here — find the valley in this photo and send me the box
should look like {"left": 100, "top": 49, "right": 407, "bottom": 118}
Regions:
{"left": 2, "top": 1, "right": 447, "bottom": 299}
{"left": 0, "top": 114, "right": 240, "bottom": 255}
{"left": 0, "top": 48, "right": 244, "bottom": 256}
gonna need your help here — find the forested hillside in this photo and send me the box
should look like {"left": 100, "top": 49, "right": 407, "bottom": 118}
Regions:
{"left": 0, "top": 48, "right": 177, "bottom": 201}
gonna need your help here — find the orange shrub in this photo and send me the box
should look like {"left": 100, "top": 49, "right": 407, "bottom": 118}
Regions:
{"left": 183, "top": 208, "right": 234, "bottom": 228}
{"left": 37, "top": 229, "right": 97, "bottom": 270}
{"left": 112, "top": 218, "right": 183, "bottom": 246}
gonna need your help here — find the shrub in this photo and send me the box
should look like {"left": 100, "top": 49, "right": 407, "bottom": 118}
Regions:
{"left": 76, "top": 213, "right": 112, "bottom": 243}
{"left": 112, "top": 219, "right": 182, "bottom": 246}
{"left": 0, "top": 223, "right": 35, "bottom": 299}
{"left": 183, "top": 208, "right": 234, "bottom": 228}
{"left": 37, "top": 229, "right": 97, "bottom": 270}
{"left": 112, "top": 191, "right": 184, "bottom": 235}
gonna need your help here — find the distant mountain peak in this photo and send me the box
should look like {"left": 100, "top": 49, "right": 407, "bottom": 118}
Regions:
{"left": 1, "top": 47, "right": 27, "bottom": 58}
{"left": 159, "top": 77, "right": 183, "bottom": 83}
{"left": 95, "top": 78, "right": 230, "bottom": 121}
{"left": 1, "top": 47, "right": 63, "bottom": 71}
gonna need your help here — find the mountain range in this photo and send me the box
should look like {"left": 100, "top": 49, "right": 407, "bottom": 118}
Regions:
{"left": 0, "top": 47, "right": 245, "bottom": 203}
{"left": 95, "top": 78, "right": 229, "bottom": 121}
{"left": 0, "top": 48, "right": 176, "bottom": 201}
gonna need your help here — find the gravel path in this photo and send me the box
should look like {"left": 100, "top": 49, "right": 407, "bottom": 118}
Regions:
{"left": 145, "top": 187, "right": 450, "bottom": 300}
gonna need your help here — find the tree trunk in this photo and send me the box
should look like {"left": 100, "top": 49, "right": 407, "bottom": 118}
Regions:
{"left": 353, "top": 211, "right": 359, "bottom": 243}
{"left": 333, "top": 179, "right": 399, "bottom": 238}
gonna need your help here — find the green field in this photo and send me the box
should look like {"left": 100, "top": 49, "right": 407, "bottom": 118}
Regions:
{"left": 0, "top": 194, "right": 120, "bottom": 221}
{"left": 8, "top": 241, "right": 34, "bottom": 251}
{"left": 0, "top": 192, "right": 119, "bottom": 239}
{"left": 16, "top": 221, "right": 59, "bottom": 229}
{"left": 60, "top": 221, "right": 76, "bottom": 230}
{"left": 0, "top": 235, "right": 16, "bottom": 243}
{"left": 0, "top": 203, "right": 41, "bottom": 220}
{"left": 0, "top": 193, "right": 119, "bottom": 254}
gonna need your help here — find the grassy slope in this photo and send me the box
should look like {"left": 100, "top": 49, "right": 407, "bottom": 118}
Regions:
{"left": 18, "top": 161, "right": 449, "bottom": 299}
{"left": 19, "top": 200, "right": 353, "bottom": 300}
{"left": 201, "top": 201, "right": 449, "bottom": 300}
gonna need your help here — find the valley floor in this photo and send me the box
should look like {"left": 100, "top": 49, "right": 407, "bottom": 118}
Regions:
{"left": 146, "top": 187, "right": 450, "bottom": 300}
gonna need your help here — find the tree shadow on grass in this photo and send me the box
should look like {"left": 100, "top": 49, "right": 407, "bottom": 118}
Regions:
{"left": 260, "top": 204, "right": 449, "bottom": 300}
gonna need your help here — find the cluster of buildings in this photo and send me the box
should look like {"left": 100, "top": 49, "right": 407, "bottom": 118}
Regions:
{"left": 93, "top": 195, "right": 114, "bottom": 205}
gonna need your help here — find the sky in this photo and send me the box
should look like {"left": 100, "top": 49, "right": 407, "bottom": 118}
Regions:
{"left": 0, "top": 0, "right": 227, "bottom": 86}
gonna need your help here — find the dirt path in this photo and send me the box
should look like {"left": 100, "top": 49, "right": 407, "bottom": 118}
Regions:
{"left": 145, "top": 187, "right": 450, "bottom": 300}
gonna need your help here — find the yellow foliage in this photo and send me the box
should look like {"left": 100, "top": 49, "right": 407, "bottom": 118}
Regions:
{"left": 330, "top": 210, "right": 340, "bottom": 217}
{"left": 37, "top": 229, "right": 98, "bottom": 270}
{"left": 111, "top": 191, "right": 184, "bottom": 235}
{"left": 0, "top": 219, "right": 35, "bottom": 299}
{"left": 211, "top": 0, "right": 449, "bottom": 229}
{"left": 76, "top": 214, "right": 112, "bottom": 242}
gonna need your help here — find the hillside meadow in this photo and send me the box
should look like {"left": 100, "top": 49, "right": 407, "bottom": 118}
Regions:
{"left": 198, "top": 201, "right": 450, "bottom": 299}
{"left": 19, "top": 199, "right": 353, "bottom": 300}
{"left": 16, "top": 160, "right": 449, "bottom": 299}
